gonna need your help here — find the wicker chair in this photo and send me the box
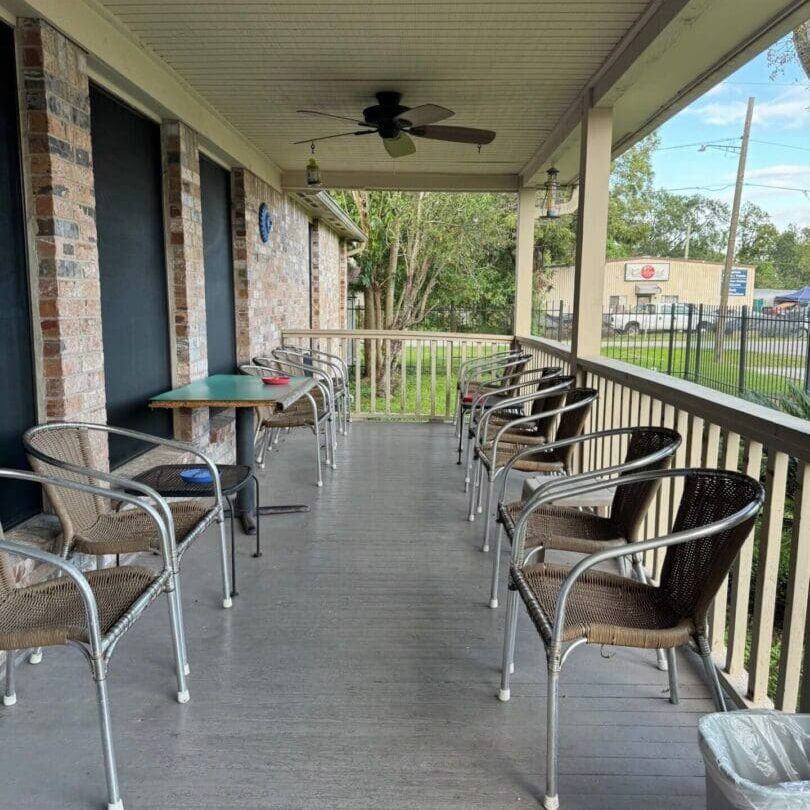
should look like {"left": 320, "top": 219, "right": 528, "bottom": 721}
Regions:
{"left": 498, "top": 468, "right": 764, "bottom": 810}
{"left": 463, "top": 373, "right": 575, "bottom": 491}
{"left": 277, "top": 345, "right": 352, "bottom": 435}
{"left": 243, "top": 361, "right": 334, "bottom": 487}
{"left": 457, "top": 366, "right": 563, "bottom": 465}
{"left": 454, "top": 350, "right": 531, "bottom": 450}
{"left": 469, "top": 386, "right": 597, "bottom": 553}
{"left": 0, "top": 467, "right": 189, "bottom": 809}
{"left": 489, "top": 426, "right": 683, "bottom": 608}
{"left": 23, "top": 422, "right": 233, "bottom": 615}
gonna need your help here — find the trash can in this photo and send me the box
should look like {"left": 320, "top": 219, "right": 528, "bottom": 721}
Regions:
{"left": 698, "top": 710, "right": 810, "bottom": 809}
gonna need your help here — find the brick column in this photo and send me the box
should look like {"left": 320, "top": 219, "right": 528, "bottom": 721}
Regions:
{"left": 161, "top": 120, "right": 208, "bottom": 442}
{"left": 18, "top": 19, "right": 107, "bottom": 430}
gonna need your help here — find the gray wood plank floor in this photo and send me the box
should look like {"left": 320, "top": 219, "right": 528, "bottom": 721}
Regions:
{"left": 0, "top": 423, "right": 713, "bottom": 809}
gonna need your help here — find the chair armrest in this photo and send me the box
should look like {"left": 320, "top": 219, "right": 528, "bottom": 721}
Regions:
{"left": 497, "top": 427, "right": 681, "bottom": 503}
{"left": 255, "top": 355, "right": 335, "bottom": 402}
{"left": 525, "top": 470, "right": 763, "bottom": 648}
{"left": 0, "top": 468, "right": 176, "bottom": 574}
{"left": 25, "top": 422, "right": 224, "bottom": 506}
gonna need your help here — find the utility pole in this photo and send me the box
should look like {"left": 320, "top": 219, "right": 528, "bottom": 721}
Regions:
{"left": 683, "top": 220, "right": 692, "bottom": 259}
{"left": 715, "top": 96, "right": 754, "bottom": 361}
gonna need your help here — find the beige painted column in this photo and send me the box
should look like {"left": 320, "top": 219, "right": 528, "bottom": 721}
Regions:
{"left": 513, "top": 186, "right": 536, "bottom": 336}
{"left": 571, "top": 102, "right": 613, "bottom": 359}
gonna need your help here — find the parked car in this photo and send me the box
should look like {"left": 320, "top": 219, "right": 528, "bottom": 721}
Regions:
{"left": 759, "top": 309, "right": 810, "bottom": 338}
{"left": 609, "top": 303, "right": 715, "bottom": 335}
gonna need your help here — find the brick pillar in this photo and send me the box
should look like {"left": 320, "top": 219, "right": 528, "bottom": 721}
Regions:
{"left": 161, "top": 120, "right": 208, "bottom": 443}
{"left": 18, "top": 19, "right": 107, "bottom": 432}
{"left": 310, "top": 221, "right": 322, "bottom": 329}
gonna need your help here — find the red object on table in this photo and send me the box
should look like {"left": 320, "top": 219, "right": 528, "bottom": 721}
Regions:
{"left": 262, "top": 376, "right": 290, "bottom": 385}
{"left": 462, "top": 394, "right": 474, "bottom": 402}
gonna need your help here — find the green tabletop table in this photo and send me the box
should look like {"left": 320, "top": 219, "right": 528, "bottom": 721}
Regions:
{"left": 150, "top": 374, "right": 317, "bottom": 531}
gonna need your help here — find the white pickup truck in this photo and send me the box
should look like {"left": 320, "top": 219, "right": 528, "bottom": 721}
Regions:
{"left": 608, "top": 303, "right": 715, "bottom": 335}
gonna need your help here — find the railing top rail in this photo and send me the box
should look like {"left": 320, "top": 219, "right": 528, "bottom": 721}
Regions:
{"left": 514, "top": 334, "right": 573, "bottom": 363}
{"left": 579, "top": 353, "right": 810, "bottom": 461}
{"left": 282, "top": 328, "right": 514, "bottom": 342}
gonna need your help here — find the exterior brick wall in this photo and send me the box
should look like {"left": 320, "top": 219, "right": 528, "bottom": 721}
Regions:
{"left": 162, "top": 119, "right": 208, "bottom": 444}
{"left": 311, "top": 221, "right": 344, "bottom": 329}
{"left": 18, "top": 19, "right": 106, "bottom": 429}
{"left": 231, "top": 168, "right": 311, "bottom": 361}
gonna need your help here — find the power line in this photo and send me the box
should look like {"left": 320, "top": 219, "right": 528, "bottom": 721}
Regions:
{"left": 750, "top": 139, "right": 810, "bottom": 153}
{"left": 657, "top": 182, "right": 810, "bottom": 195}
{"left": 657, "top": 138, "right": 738, "bottom": 151}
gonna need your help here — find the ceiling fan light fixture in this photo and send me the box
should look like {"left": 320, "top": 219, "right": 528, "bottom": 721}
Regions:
{"left": 543, "top": 167, "right": 560, "bottom": 219}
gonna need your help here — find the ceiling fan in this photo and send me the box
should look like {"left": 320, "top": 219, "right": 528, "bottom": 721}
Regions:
{"left": 295, "top": 91, "right": 496, "bottom": 158}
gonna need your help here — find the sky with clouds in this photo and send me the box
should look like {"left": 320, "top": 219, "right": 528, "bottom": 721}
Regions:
{"left": 651, "top": 34, "right": 810, "bottom": 231}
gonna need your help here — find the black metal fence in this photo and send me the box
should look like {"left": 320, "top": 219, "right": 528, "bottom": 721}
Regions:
{"left": 534, "top": 301, "right": 810, "bottom": 408}
{"left": 347, "top": 300, "right": 513, "bottom": 335}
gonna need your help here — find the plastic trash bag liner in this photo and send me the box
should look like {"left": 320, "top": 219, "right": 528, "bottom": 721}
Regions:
{"left": 699, "top": 710, "right": 810, "bottom": 809}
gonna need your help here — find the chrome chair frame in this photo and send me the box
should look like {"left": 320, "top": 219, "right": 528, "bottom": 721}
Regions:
{"left": 278, "top": 344, "right": 352, "bottom": 434}
{"left": 488, "top": 427, "right": 682, "bottom": 609}
{"left": 0, "top": 467, "right": 187, "bottom": 810}
{"left": 495, "top": 468, "right": 764, "bottom": 810}
{"left": 244, "top": 360, "right": 334, "bottom": 485}
{"left": 24, "top": 422, "right": 233, "bottom": 610}
{"left": 462, "top": 373, "right": 574, "bottom": 489}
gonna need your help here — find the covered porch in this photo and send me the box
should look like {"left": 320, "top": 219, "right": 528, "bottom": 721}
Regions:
{"left": 2, "top": 422, "right": 718, "bottom": 810}
{"left": 0, "top": 1, "right": 809, "bottom": 808}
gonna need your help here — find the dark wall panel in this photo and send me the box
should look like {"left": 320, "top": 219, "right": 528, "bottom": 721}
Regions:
{"left": 200, "top": 156, "right": 236, "bottom": 374}
{"left": 90, "top": 85, "right": 172, "bottom": 466}
{"left": 0, "top": 23, "right": 39, "bottom": 526}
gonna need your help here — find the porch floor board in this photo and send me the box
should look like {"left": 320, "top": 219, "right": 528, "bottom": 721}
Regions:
{"left": 1, "top": 423, "right": 712, "bottom": 809}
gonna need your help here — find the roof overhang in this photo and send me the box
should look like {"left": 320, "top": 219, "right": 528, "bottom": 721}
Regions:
{"left": 3, "top": 0, "right": 808, "bottom": 193}
{"left": 287, "top": 190, "right": 366, "bottom": 243}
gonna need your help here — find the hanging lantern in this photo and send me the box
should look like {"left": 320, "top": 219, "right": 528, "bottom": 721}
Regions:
{"left": 544, "top": 167, "right": 560, "bottom": 219}
{"left": 306, "top": 142, "right": 321, "bottom": 187}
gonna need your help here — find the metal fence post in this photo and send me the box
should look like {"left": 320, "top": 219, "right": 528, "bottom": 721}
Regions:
{"left": 694, "top": 304, "right": 704, "bottom": 383}
{"left": 557, "top": 299, "right": 564, "bottom": 342}
{"left": 684, "top": 304, "right": 693, "bottom": 381}
{"left": 804, "top": 312, "right": 810, "bottom": 394}
{"left": 738, "top": 305, "right": 748, "bottom": 396}
{"left": 667, "top": 303, "right": 676, "bottom": 376}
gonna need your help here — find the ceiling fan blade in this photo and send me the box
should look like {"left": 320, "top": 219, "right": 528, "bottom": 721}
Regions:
{"left": 297, "top": 109, "right": 368, "bottom": 127}
{"left": 395, "top": 104, "right": 454, "bottom": 127}
{"left": 410, "top": 125, "right": 496, "bottom": 145}
{"left": 384, "top": 133, "right": 416, "bottom": 158}
{"left": 292, "top": 130, "right": 376, "bottom": 145}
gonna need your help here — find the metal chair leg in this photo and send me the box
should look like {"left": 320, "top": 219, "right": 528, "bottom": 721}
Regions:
{"left": 696, "top": 632, "right": 726, "bottom": 711}
{"left": 467, "top": 457, "right": 481, "bottom": 521}
{"left": 666, "top": 647, "right": 680, "bottom": 704}
{"left": 92, "top": 659, "right": 124, "bottom": 810}
{"left": 217, "top": 514, "right": 233, "bottom": 609}
{"left": 498, "top": 588, "right": 520, "bottom": 701}
{"left": 463, "top": 427, "right": 475, "bottom": 492}
{"left": 489, "top": 523, "right": 505, "bottom": 608}
{"left": 3, "top": 650, "right": 17, "bottom": 706}
{"left": 165, "top": 582, "right": 190, "bottom": 703}
{"left": 631, "top": 554, "right": 669, "bottom": 671}
{"left": 481, "top": 474, "right": 495, "bottom": 551}
{"left": 544, "top": 646, "right": 562, "bottom": 810}
{"left": 28, "top": 647, "right": 43, "bottom": 664}
{"left": 257, "top": 426, "right": 271, "bottom": 469}
{"left": 475, "top": 461, "right": 485, "bottom": 514}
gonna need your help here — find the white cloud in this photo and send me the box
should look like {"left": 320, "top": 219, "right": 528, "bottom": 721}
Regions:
{"left": 689, "top": 86, "right": 810, "bottom": 128}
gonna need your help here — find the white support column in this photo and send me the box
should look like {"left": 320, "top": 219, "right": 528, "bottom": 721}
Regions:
{"left": 513, "top": 186, "right": 536, "bottom": 336}
{"left": 571, "top": 102, "right": 613, "bottom": 359}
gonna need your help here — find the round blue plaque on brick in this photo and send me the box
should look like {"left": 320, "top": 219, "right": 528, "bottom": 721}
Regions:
{"left": 258, "top": 202, "right": 272, "bottom": 242}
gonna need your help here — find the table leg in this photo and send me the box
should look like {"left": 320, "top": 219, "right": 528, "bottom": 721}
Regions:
{"left": 235, "top": 407, "right": 310, "bottom": 535}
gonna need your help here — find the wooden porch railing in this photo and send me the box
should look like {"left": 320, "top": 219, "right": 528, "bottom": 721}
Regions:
{"left": 282, "top": 327, "right": 810, "bottom": 713}
{"left": 282, "top": 329, "right": 513, "bottom": 419}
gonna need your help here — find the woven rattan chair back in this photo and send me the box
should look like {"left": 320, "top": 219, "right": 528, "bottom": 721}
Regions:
{"left": 544, "top": 387, "right": 597, "bottom": 467}
{"left": 530, "top": 375, "right": 575, "bottom": 439}
{"left": 499, "top": 355, "right": 531, "bottom": 390}
{"left": 0, "top": 525, "right": 14, "bottom": 598}
{"left": 609, "top": 428, "right": 682, "bottom": 538}
{"left": 661, "top": 471, "right": 763, "bottom": 623}
{"left": 240, "top": 363, "right": 278, "bottom": 424}
{"left": 25, "top": 426, "right": 107, "bottom": 555}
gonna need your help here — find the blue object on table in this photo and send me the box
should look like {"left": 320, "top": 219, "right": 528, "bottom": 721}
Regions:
{"left": 180, "top": 467, "right": 214, "bottom": 485}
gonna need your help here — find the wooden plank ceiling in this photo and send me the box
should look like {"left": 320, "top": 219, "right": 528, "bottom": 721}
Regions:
{"left": 97, "top": 1, "right": 652, "bottom": 179}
